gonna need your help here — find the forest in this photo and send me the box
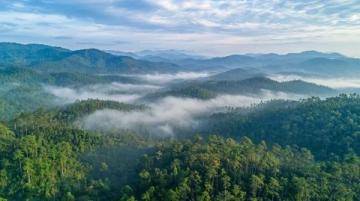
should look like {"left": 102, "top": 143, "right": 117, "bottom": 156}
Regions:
{"left": 0, "top": 43, "right": 360, "bottom": 201}
{"left": 1, "top": 96, "right": 360, "bottom": 200}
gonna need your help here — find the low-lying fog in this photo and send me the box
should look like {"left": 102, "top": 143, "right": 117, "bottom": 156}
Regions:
{"left": 80, "top": 90, "right": 304, "bottom": 136}
{"left": 268, "top": 74, "right": 360, "bottom": 89}
{"left": 45, "top": 72, "right": 212, "bottom": 103}
{"left": 44, "top": 82, "right": 161, "bottom": 103}
{"left": 44, "top": 71, "right": 358, "bottom": 136}
{"left": 117, "top": 71, "right": 211, "bottom": 84}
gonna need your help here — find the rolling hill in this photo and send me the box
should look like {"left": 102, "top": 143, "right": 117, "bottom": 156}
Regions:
{"left": 209, "top": 68, "right": 264, "bottom": 81}
{"left": 0, "top": 43, "right": 180, "bottom": 74}
{"left": 143, "top": 76, "right": 336, "bottom": 100}
{"left": 166, "top": 50, "right": 360, "bottom": 75}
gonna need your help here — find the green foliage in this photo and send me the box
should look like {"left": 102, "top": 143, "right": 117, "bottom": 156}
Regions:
{"left": 195, "top": 77, "right": 335, "bottom": 95}
{"left": 0, "top": 85, "right": 55, "bottom": 121}
{"left": 146, "top": 77, "right": 336, "bottom": 100}
{"left": 48, "top": 72, "right": 106, "bottom": 87}
{"left": 125, "top": 136, "right": 360, "bottom": 201}
{"left": 0, "top": 43, "right": 178, "bottom": 74}
{"left": 0, "top": 67, "right": 47, "bottom": 84}
{"left": 204, "top": 94, "right": 360, "bottom": 160}
{"left": 0, "top": 65, "right": 149, "bottom": 121}
{"left": 47, "top": 72, "right": 145, "bottom": 87}
{"left": 1, "top": 136, "right": 86, "bottom": 200}
{"left": 0, "top": 43, "right": 69, "bottom": 66}
{"left": 1, "top": 101, "right": 148, "bottom": 201}
{"left": 1, "top": 95, "right": 360, "bottom": 200}
{"left": 55, "top": 99, "right": 145, "bottom": 124}
{"left": 0, "top": 99, "right": 153, "bottom": 200}
{"left": 9, "top": 99, "right": 144, "bottom": 131}
{"left": 0, "top": 43, "right": 359, "bottom": 201}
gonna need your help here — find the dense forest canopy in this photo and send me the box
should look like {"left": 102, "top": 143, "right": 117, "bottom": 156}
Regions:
{"left": 126, "top": 136, "right": 360, "bottom": 201}
{"left": 202, "top": 94, "right": 360, "bottom": 160}
{"left": 1, "top": 43, "right": 360, "bottom": 200}
{"left": 1, "top": 95, "right": 360, "bottom": 201}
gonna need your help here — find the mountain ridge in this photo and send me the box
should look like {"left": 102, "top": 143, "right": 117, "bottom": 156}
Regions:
{"left": 0, "top": 42, "right": 180, "bottom": 74}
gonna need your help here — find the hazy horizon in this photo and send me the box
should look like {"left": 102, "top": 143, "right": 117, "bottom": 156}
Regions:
{"left": 1, "top": 0, "right": 360, "bottom": 57}
{"left": 1, "top": 1, "right": 360, "bottom": 200}
{"left": 1, "top": 41, "right": 358, "bottom": 59}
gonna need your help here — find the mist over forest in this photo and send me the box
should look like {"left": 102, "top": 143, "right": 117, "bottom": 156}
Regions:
{"left": 1, "top": 42, "right": 360, "bottom": 201}
{"left": 3, "top": 0, "right": 360, "bottom": 199}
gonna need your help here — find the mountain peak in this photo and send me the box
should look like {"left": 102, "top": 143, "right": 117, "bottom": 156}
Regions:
{"left": 287, "top": 50, "right": 345, "bottom": 59}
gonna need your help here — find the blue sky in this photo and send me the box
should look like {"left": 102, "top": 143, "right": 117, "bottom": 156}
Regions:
{"left": 0, "top": 0, "right": 360, "bottom": 56}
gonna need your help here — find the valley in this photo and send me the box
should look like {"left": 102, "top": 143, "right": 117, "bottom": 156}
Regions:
{"left": 0, "top": 43, "right": 360, "bottom": 200}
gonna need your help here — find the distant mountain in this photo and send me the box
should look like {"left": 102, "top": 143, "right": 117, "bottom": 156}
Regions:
{"left": 205, "top": 55, "right": 257, "bottom": 67}
{"left": 259, "top": 57, "right": 360, "bottom": 76}
{"left": 248, "top": 51, "right": 345, "bottom": 61}
{"left": 210, "top": 68, "right": 265, "bottom": 81}
{"left": 0, "top": 65, "right": 149, "bottom": 89}
{"left": 295, "top": 58, "right": 360, "bottom": 75}
{"left": 195, "top": 77, "right": 336, "bottom": 95}
{"left": 173, "top": 51, "right": 358, "bottom": 75}
{"left": 143, "top": 76, "right": 336, "bottom": 100}
{"left": 0, "top": 42, "right": 69, "bottom": 66}
{"left": 106, "top": 49, "right": 205, "bottom": 63}
{"left": 2, "top": 43, "right": 359, "bottom": 76}
{"left": 136, "top": 49, "right": 205, "bottom": 61}
{"left": 0, "top": 43, "right": 180, "bottom": 74}
{"left": 173, "top": 55, "right": 258, "bottom": 71}
{"left": 32, "top": 49, "right": 180, "bottom": 74}
{"left": 283, "top": 50, "right": 346, "bottom": 60}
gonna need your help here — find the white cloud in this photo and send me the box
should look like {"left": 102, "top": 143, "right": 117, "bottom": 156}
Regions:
{"left": 1, "top": 1, "right": 360, "bottom": 57}
{"left": 122, "top": 72, "right": 211, "bottom": 83}
{"left": 149, "top": 0, "right": 179, "bottom": 11}
{"left": 87, "top": 82, "right": 161, "bottom": 93}
{"left": 268, "top": 74, "right": 360, "bottom": 89}
{"left": 81, "top": 90, "right": 305, "bottom": 135}
{"left": 43, "top": 83, "right": 159, "bottom": 103}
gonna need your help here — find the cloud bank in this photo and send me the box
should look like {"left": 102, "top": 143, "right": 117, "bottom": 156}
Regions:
{"left": 81, "top": 90, "right": 305, "bottom": 136}
{"left": 122, "top": 72, "right": 211, "bottom": 84}
{"left": 268, "top": 74, "right": 360, "bottom": 89}
{"left": 44, "top": 82, "right": 160, "bottom": 103}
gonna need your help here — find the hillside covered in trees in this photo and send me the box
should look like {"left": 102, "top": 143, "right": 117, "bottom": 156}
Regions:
{"left": 1, "top": 95, "right": 360, "bottom": 201}
{"left": 1, "top": 43, "right": 360, "bottom": 200}
{"left": 202, "top": 94, "right": 360, "bottom": 160}
{"left": 2, "top": 0, "right": 360, "bottom": 195}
